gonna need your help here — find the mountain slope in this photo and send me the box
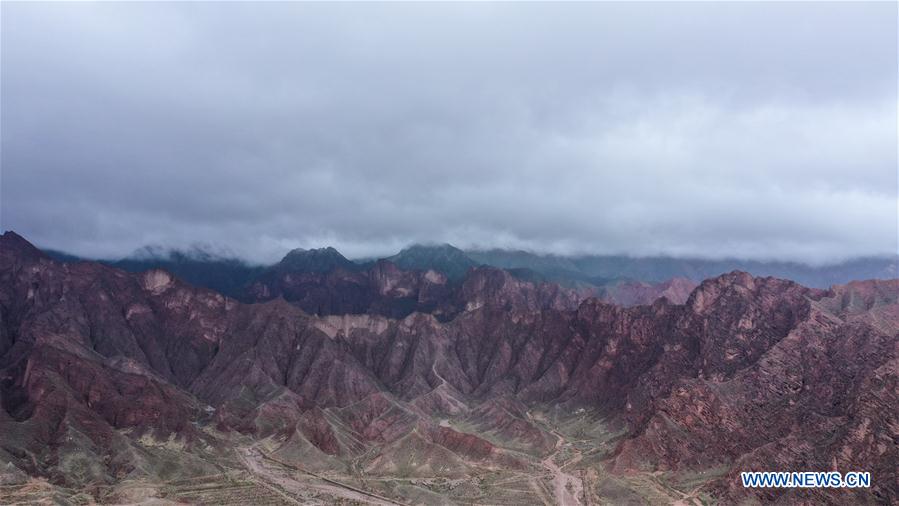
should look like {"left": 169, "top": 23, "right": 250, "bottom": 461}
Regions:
{"left": 1, "top": 231, "right": 895, "bottom": 504}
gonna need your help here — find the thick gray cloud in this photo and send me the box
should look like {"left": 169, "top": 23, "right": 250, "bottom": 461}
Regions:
{"left": 1, "top": 2, "right": 896, "bottom": 263}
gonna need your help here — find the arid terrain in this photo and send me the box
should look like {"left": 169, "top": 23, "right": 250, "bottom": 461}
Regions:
{"left": 4, "top": 1, "right": 896, "bottom": 504}
{"left": 1, "top": 231, "right": 896, "bottom": 505}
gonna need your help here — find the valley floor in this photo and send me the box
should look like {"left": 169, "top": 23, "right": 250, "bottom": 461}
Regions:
{"left": 0, "top": 409, "right": 721, "bottom": 505}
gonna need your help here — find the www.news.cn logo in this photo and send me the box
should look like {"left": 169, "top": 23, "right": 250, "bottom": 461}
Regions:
{"left": 741, "top": 471, "right": 871, "bottom": 489}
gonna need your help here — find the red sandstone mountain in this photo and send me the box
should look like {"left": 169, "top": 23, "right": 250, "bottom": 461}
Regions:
{"left": 0, "top": 231, "right": 895, "bottom": 504}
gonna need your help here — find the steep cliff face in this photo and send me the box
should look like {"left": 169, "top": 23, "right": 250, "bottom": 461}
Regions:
{"left": 0, "top": 234, "right": 221, "bottom": 485}
{"left": 612, "top": 279, "right": 898, "bottom": 504}
{"left": 0, "top": 231, "right": 895, "bottom": 504}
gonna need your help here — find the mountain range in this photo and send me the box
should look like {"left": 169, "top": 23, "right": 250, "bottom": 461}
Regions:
{"left": 3, "top": 230, "right": 897, "bottom": 505}
{"left": 45, "top": 242, "right": 897, "bottom": 302}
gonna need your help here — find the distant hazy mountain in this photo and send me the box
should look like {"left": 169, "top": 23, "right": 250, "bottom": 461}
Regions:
{"left": 385, "top": 243, "right": 479, "bottom": 281}
{"left": 43, "top": 249, "right": 85, "bottom": 263}
{"left": 277, "top": 246, "right": 360, "bottom": 274}
{"left": 466, "top": 249, "right": 582, "bottom": 274}
{"left": 44, "top": 241, "right": 896, "bottom": 298}
{"left": 467, "top": 249, "right": 897, "bottom": 288}
{"left": 466, "top": 249, "right": 601, "bottom": 287}
{"left": 46, "top": 245, "right": 264, "bottom": 300}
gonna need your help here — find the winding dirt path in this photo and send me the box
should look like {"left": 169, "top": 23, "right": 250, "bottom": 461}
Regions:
{"left": 543, "top": 430, "right": 584, "bottom": 506}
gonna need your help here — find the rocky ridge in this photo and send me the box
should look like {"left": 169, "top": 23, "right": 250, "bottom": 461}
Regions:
{"left": 0, "top": 231, "right": 895, "bottom": 504}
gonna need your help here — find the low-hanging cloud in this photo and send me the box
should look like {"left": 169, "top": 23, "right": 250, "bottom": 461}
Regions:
{"left": 1, "top": 2, "right": 896, "bottom": 263}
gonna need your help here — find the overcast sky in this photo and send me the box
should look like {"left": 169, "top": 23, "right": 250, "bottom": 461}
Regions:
{"left": 2, "top": 2, "right": 896, "bottom": 263}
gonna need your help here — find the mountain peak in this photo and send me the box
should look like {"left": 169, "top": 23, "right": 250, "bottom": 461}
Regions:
{"left": 397, "top": 242, "right": 465, "bottom": 254}
{"left": 288, "top": 246, "right": 341, "bottom": 254}
{"left": 0, "top": 230, "right": 48, "bottom": 261}
{"left": 279, "top": 246, "right": 356, "bottom": 273}
{"left": 387, "top": 243, "right": 477, "bottom": 280}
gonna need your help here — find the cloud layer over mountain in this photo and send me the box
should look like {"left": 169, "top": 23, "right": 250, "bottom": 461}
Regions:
{"left": 2, "top": 2, "right": 896, "bottom": 263}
